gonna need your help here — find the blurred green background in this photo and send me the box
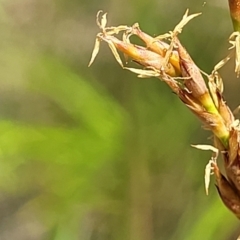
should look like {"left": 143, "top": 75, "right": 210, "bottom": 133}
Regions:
{"left": 0, "top": 0, "right": 240, "bottom": 239}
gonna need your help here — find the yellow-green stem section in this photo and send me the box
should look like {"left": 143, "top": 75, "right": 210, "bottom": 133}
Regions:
{"left": 232, "top": 18, "right": 240, "bottom": 32}
{"left": 219, "top": 135, "right": 229, "bottom": 149}
{"left": 199, "top": 93, "right": 219, "bottom": 115}
{"left": 211, "top": 119, "right": 229, "bottom": 149}
{"left": 199, "top": 93, "right": 229, "bottom": 149}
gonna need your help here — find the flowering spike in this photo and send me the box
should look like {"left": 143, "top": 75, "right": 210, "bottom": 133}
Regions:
{"left": 89, "top": 11, "right": 240, "bottom": 219}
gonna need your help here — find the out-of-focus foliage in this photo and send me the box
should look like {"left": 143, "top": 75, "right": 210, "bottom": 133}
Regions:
{"left": 0, "top": 0, "right": 239, "bottom": 240}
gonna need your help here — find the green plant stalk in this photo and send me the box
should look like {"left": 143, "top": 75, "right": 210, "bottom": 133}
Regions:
{"left": 228, "top": 0, "right": 240, "bottom": 31}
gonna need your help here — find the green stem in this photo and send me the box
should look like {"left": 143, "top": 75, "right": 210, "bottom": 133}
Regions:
{"left": 228, "top": 0, "right": 240, "bottom": 31}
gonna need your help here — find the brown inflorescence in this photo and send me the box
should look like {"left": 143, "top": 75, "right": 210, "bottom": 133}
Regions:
{"left": 89, "top": 10, "right": 240, "bottom": 220}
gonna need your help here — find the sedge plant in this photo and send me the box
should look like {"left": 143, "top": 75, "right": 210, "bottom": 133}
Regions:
{"left": 89, "top": 2, "right": 240, "bottom": 227}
